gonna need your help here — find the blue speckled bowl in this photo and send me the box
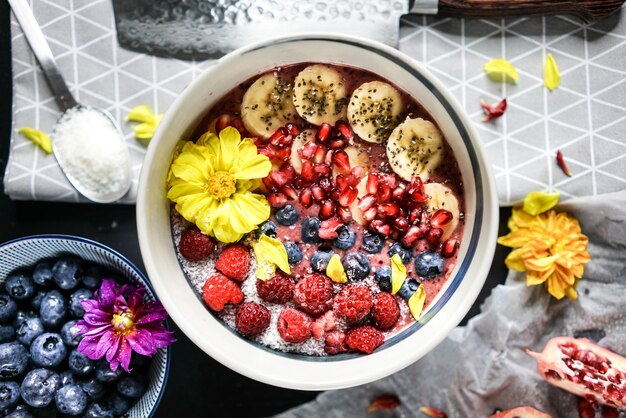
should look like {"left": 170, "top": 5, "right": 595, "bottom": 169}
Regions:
{"left": 0, "top": 234, "right": 171, "bottom": 418}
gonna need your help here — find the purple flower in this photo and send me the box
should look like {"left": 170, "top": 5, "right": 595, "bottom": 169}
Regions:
{"left": 74, "top": 279, "right": 175, "bottom": 372}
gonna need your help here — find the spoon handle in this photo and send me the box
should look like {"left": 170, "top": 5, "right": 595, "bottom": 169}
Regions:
{"left": 8, "top": 0, "right": 78, "bottom": 111}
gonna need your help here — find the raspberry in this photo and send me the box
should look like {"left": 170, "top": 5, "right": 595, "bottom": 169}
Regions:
{"left": 334, "top": 284, "right": 372, "bottom": 323}
{"left": 324, "top": 330, "right": 348, "bottom": 355}
{"left": 311, "top": 310, "right": 337, "bottom": 339}
{"left": 371, "top": 292, "right": 400, "bottom": 330}
{"left": 345, "top": 325, "right": 384, "bottom": 354}
{"left": 256, "top": 272, "right": 294, "bottom": 304}
{"left": 215, "top": 244, "right": 250, "bottom": 281}
{"left": 277, "top": 308, "right": 312, "bottom": 343}
{"left": 178, "top": 226, "right": 215, "bottom": 261}
{"left": 293, "top": 274, "right": 334, "bottom": 317}
{"left": 202, "top": 273, "right": 243, "bottom": 311}
{"left": 235, "top": 302, "right": 271, "bottom": 337}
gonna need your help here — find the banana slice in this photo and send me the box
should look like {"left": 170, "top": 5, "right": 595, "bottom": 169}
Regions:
{"left": 241, "top": 73, "right": 298, "bottom": 139}
{"left": 290, "top": 129, "right": 316, "bottom": 174}
{"left": 347, "top": 81, "right": 403, "bottom": 143}
{"left": 349, "top": 177, "right": 368, "bottom": 226}
{"left": 386, "top": 117, "right": 443, "bottom": 182}
{"left": 292, "top": 65, "right": 348, "bottom": 126}
{"left": 424, "top": 183, "right": 460, "bottom": 240}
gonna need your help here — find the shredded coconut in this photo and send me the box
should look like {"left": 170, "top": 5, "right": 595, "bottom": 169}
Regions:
{"left": 53, "top": 107, "right": 130, "bottom": 197}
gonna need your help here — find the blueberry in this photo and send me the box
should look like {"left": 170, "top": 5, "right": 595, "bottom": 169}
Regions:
{"left": 16, "top": 317, "right": 44, "bottom": 346}
{"left": 30, "top": 333, "right": 67, "bottom": 367}
{"left": 68, "top": 350, "right": 95, "bottom": 376}
{"left": 19, "top": 368, "right": 61, "bottom": 408}
{"left": 84, "top": 402, "right": 114, "bottom": 418}
{"left": 333, "top": 226, "right": 356, "bottom": 250}
{"left": 361, "top": 232, "right": 384, "bottom": 254}
{"left": 0, "top": 343, "right": 28, "bottom": 379}
{"left": 95, "top": 361, "right": 123, "bottom": 383}
{"left": 0, "top": 325, "right": 15, "bottom": 343}
{"left": 256, "top": 220, "right": 278, "bottom": 238}
{"left": 342, "top": 252, "right": 371, "bottom": 281}
{"left": 310, "top": 250, "right": 333, "bottom": 273}
{"left": 12, "top": 310, "right": 37, "bottom": 328}
{"left": 81, "top": 264, "right": 105, "bottom": 290}
{"left": 61, "top": 320, "right": 82, "bottom": 348}
{"left": 301, "top": 216, "right": 321, "bottom": 243}
{"left": 5, "top": 275, "right": 36, "bottom": 302}
{"left": 55, "top": 384, "right": 88, "bottom": 415}
{"left": 69, "top": 289, "right": 93, "bottom": 318}
{"left": 0, "top": 293, "right": 17, "bottom": 323}
{"left": 414, "top": 251, "right": 444, "bottom": 279}
{"left": 0, "top": 381, "right": 20, "bottom": 409}
{"left": 29, "top": 292, "right": 45, "bottom": 311}
{"left": 275, "top": 204, "right": 299, "bottom": 226}
{"left": 398, "top": 278, "right": 420, "bottom": 300}
{"left": 39, "top": 290, "right": 67, "bottom": 328}
{"left": 59, "top": 370, "right": 76, "bottom": 387}
{"left": 107, "top": 393, "right": 131, "bottom": 416}
{"left": 32, "top": 262, "right": 53, "bottom": 286}
{"left": 116, "top": 375, "right": 146, "bottom": 398}
{"left": 375, "top": 266, "right": 392, "bottom": 292}
{"left": 6, "top": 406, "right": 34, "bottom": 418}
{"left": 388, "top": 242, "right": 412, "bottom": 264}
{"left": 52, "top": 257, "right": 82, "bottom": 290}
{"left": 284, "top": 242, "right": 303, "bottom": 265}
{"left": 78, "top": 377, "right": 105, "bottom": 401}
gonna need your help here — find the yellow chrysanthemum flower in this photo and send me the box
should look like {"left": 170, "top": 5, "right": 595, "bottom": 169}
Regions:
{"left": 497, "top": 208, "right": 591, "bottom": 300}
{"left": 167, "top": 127, "right": 272, "bottom": 243}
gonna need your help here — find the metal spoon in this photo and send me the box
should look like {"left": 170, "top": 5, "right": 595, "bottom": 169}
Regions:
{"left": 8, "top": 0, "right": 131, "bottom": 203}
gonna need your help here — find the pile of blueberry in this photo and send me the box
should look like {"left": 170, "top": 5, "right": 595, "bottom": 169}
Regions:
{"left": 0, "top": 257, "right": 150, "bottom": 417}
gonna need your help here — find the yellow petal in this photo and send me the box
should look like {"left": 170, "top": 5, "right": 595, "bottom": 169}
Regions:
{"left": 408, "top": 284, "right": 426, "bottom": 320}
{"left": 544, "top": 53, "right": 561, "bottom": 91}
{"left": 498, "top": 230, "right": 532, "bottom": 248}
{"left": 233, "top": 154, "right": 272, "bottom": 180}
{"left": 132, "top": 122, "right": 158, "bottom": 139}
{"left": 504, "top": 248, "right": 527, "bottom": 272}
{"left": 523, "top": 191, "right": 560, "bottom": 216}
{"left": 217, "top": 127, "right": 241, "bottom": 171}
{"left": 526, "top": 272, "right": 547, "bottom": 286}
{"left": 564, "top": 285, "right": 578, "bottom": 300}
{"left": 230, "top": 193, "right": 271, "bottom": 229}
{"left": 252, "top": 235, "right": 291, "bottom": 280}
{"left": 18, "top": 127, "right": 52, "bottom": 154}
{"left": 326, "top": 254, "right": 347, "bottom": 284}
{"left": 484, "top": 58, "right": 519, "bottom": 84}
{"left": 390, "top": 254, "right": 407, "bottom": 295}
{"left": 125, "top": 105, "right": 156, "bottom": 123}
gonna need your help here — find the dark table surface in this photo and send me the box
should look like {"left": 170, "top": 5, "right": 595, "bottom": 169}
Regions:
{"left": 0, "top": 2, "right": 512, "bottom": 416}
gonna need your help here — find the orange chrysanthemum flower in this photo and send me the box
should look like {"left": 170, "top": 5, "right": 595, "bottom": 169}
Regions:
{"left": 497, "top": 208, "right": 591, "bottom": 300}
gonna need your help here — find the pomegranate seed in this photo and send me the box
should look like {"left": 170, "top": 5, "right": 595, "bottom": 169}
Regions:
{"left": 257, "top": 146, "right": 274, "bottom": 159}
{"left": 313, "top": 163, "right": 332, "bottom": 178}
{"left": 269, "top": 171, "right": 289, "bottom": 187}
{"left": 285, "top": 123, "right": 301, "bottom": 136}
{"left": 281, "top": 164, "right": 296, "bottom": 181}
{"left": 299, "top": 188, "right": 313, "bottom": 208}
{"left": 314, "top": 146, "right": 327, "bottom": 164}
{"left": 332, "top": 150, "right": 351, "bottom": 176}
{"left": 378, "top": 203, "right": 400, "bottom": 217}
{"left": 281, "top": 185, "right": 298, "bottom": 201}
{"left": 318, "top": 177, "right": 333, "bottom": 192}
{"left": 301, "top": 161, "right": 315, "bottom": 181}
{"left": 300, "top": 142, "right": 318, "bottom": 160}
{"left": 335, "top": 175, "right": 349, "bottom": 191}
{"left": 253, "top": 138, "right": 264, "bottom": 148}
{"left": 311, "top": 186, "right": 326, "bottom": 202}
{"left": 269, "top": 127, "right": 289, "bottom": 146}
{"left": 441, "top": 239, "right": 459, "bottom": 258}
{"left": 316, "top": 123, "right": 332, "bottom": 143}
{"left": 268, "top": 192, "right": 287, "bottom": 208}
{"left": 392, "top": 183, "right": 408, "bottom": 200}
{"left": 330, "top": 189, "right": 341, "bottom": 201}
{"left": 338, "top": 187, "right": 358, "bottom": 207}
{"left": 294, "top": 177, "right": 310, "bottom": 189}
{"left": 215, "top": 114, "right": 231, "bottom": 133}
{"left": 393, "top": 217, "right": 410, "bottom": 232}
{"left": 337, "top": 206, "right": 353, "bottom": 223}
{"left": 318, "top": 216, "right": 342, "bottom": 240}
{"left": 350, "top": 166, "right": 366, "bottom": 182}
{"left": 377, "top": 184, "right": 391, "bottom": 202}
{"left": 275, "top": 146, "right": 291, "bottom": 161}
{"left": 335, "top": 120, "right": 354, "bottom": 141}
{"left": 366, "top": 173, "right": 379, "bottom": 194}
{"left": 409, "top": 208, "right": 422, "bottom": 224}
{"left": 381, "top": 174, "right": 397, "bottom": 189}
{"left": 319, "top": 200, "right": 336, "bottom": 220}
{"left": 408, "top": 177, "right": 428, "bottom": 202}
{"left": 401, "top": 226, "right": 422, "bottom": 247}
{"left": 230, "top": 118, "right": 246, "bottom": 134}
{"left": 430, "top": 209, "right": 453, "bottom": 228}
{"left": 262, "top": 176, "right": 273, "bottom": 191}
{"left": 427, "top": 228, "right": 443, "bottom": 245}
{"left": 358, "top": 194, "right": 377, "bottom": 211}
{"left": 370, "top": 220, "right": 392, "bottom": 237}
{"left": 578, "top": 399, "right": 595, "bottom": 418}
{"left": 329, "top": 138, "right": 346, "bottom": 150}
{"left": 363, "top": 206, "right": 378, "bottom": 222}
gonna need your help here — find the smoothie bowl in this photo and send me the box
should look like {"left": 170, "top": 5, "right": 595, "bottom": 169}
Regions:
{"left": 137, "top": 34, "right": 498, "bottom": 390}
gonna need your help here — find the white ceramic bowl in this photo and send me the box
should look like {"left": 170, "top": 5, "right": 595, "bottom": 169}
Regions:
{"left": 0, "top": 235, "right": 170, "bottom": 417}
{"left": 137, "top": 34, "right": 498, "bottom": 390}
